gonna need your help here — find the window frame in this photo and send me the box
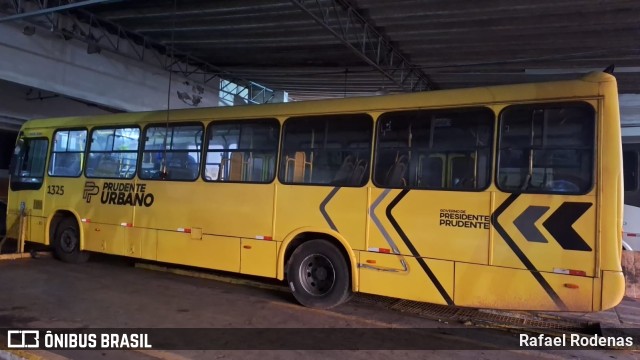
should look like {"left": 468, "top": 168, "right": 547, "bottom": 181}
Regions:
{"left": 278, "top": 113, "right": 373, "bottom": 187}
{"left": 48, "top": 127, "right": 87, "bottom": 178}
{"left": 9, "top": 136, "right": 49, "bottom": 191}
{"left": 495, "top": 101, "right": 596, "bottom": 195}
{"left": 139, "top": 122, "right": 205, "bottom": 182}
{"left": 85, "top": 125, "right": 141, "bottom": 180}
{"left": 204, "top": 118, "right": 280, "bottom": 184}
{"left": 372, "top": 106, "right": 495, "bottom": 191}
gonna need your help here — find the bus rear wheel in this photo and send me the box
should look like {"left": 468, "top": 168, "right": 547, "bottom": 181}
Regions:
{"left": 53, "top": 218, "right": 89, "bottom": 263}
{"left": 287, "top": 239, "right": 352, "bottom": 309}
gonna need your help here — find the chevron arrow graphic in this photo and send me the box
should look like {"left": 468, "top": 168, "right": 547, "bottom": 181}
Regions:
{"left": 542, "top": 202, "right": 593, "bottom": 252}
{"left": 514, "top": 206, "right": 550, "bottom": 243}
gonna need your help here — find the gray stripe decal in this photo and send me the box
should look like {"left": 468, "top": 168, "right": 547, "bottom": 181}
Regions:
{"left": 370, "top": 189, "right": 401, "bottom": 254}
{"left": 319, "top": 187, "right": 340, "bottom": 231}
{"left": 514, "top": 206, "right": 550, "bottom": 243}
{"left": 369, "top": 189, "right": 408, "bottom": 272}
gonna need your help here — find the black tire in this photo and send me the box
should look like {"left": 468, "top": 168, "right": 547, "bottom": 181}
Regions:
{"left": 53, "top": 217, "right": 89, "bottom": 263}
{"left": 287, "top": 239, "right": 352, "bottom": 309}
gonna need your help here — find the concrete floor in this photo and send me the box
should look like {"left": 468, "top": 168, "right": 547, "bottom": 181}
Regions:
{"left": 0, "top": 254, "right": 637, "bottom": 360}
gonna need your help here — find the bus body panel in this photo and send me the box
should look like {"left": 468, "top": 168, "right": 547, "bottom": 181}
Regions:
{"left": 367, "top": 189, "right": 492, "bottom": 264}
{"left": 157, "top": 232, "right": 240, "bottom": 273}
{"left": 123, "top": 226, "right": 157, "bottom": 260}
{"left": 240, "top": 238, "right": 278, "bottom": 278}
{"left": 491, "top": 192, "right": 597, "bottom": 276}
{"left": 84, "top": 223, "right": 125, "bottom": 255}
{"left": 134, "top": 181, "right": 275, "bottom": 239}
{"left": 358, "top": 252, "right": 454, "bottom": 305}
{"left": 454, "top": 262, "right": 593, "bottom": 311}
{"left": 597, "top": 80, "right": 624, "bottom": 275}
{"left": 29, "top": 215, "right": 46, "bottom": 244}
{"left": 601, "top": 270, "right": 626, "bottom": 310}
{"left": 274, "top": 185, "right": 367, "bottom": 252}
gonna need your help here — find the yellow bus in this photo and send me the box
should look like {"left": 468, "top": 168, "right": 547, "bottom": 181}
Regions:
{"left": 5, "top": 72, "right": 624, "bottom": 312}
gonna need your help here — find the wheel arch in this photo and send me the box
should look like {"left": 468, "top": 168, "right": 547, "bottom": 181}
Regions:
{"left": 277, "top": 227, "right": 359, "bottom": 292}
{"left": 47, "top": 209, "right": 83, "bottom": 247}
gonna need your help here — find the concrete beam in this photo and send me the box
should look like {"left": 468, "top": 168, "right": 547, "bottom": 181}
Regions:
{"left": 0, "top": 21, "right": 221, "bottom": 112}
{"left": 0, "top": 115, "right": 24, "bottom": 131}
{"left": 0, "top": 79, "right": 115, "bottom": 121}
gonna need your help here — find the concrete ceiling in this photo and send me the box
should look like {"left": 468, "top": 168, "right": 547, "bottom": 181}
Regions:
{"left": 4, "top": 0, "right": 640, "bottom": 101}
{"left": 80, "top": 0, "right": 640, "bottom": 100}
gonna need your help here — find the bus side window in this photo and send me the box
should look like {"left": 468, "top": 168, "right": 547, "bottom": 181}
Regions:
{"left": 205, "top": 119, "right": 279, "bottom": 184}
{"left": 166, "top": 152, "right": 198, "bottom": 180}
{"left": 347, "top": 143, "right": 370, "bottom": 186}
{"left": 228, "top": 152, "right": 245, "bottom": 181}
{"left": 331, "top": 155, "right": 355, "bottom": 184}
{"left": 94, "top": 156, "right": 119, "bottom": 177}
{"left": 348, "top": 159, "right": 367, "bottom": 186}
{"left": 49, "top": 129, "right": 87, "bottom": 177}
{"left": 417, "top": 154, "right": 444, "bottom": 188}
{"left": 330, "top": 154, "right": 369, "bottom": 186}
{"left": 284, "top": 151, "right": 308, "bottom": 183}
{"left": 141, "top": 124, "right": 202, "bottom": 181}
{"left": 384, "top": 154, "right": 408, "bottom": 187}
{"left": 280, "top": 114, "right": 372, "bottom": 186}
{"left": 375, "top": 107, "right": 493, "bottom": 190}
{"left": 87, "top": 127, "right": 139, "bottom": 179}
{"left": 53, "top": 153, "right": 81, "bottom": 177}
{"left": 450, "top": 154, "right": 475, "bottom": 189}
{"left": 497, "top": 103, "right": 594, "bottom": 194}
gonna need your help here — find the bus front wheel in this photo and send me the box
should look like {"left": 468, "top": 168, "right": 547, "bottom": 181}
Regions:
{"left": 53, "top": 218, "right": 89, "bottom": 263}
{"left": 287, "top": 239, "right": 352, "bottom": 309}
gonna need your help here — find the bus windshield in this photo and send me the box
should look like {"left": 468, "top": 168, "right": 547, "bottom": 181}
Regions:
{"left": 9, "top": 137, "right": 48, "bottom": 191}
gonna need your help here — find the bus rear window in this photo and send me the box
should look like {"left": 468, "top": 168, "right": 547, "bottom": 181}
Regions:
{"left": 9, "top": 137, "right": 48, "bottom": 191}
{"left": 497, "top": 102, "right": 595, "bottom": 194}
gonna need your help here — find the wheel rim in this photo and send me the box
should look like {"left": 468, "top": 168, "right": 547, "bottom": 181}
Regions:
{"left": 59, "top": 228, "right": 78, "bottom": 253}
{"left": 298, "top": 253, "right": 336, "bottom": 296}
